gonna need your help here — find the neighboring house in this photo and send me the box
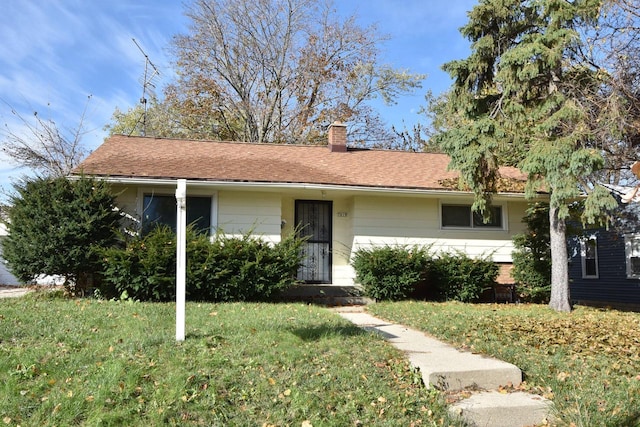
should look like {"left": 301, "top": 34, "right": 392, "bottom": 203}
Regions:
{"left": 74, "top": 123, "right": 541, "bottom": 296}
{"left": 0, "top": 222, "right": 20, "bottom": 286}
{"left": 569, "top": 201, "right": 640, "bottom": 310}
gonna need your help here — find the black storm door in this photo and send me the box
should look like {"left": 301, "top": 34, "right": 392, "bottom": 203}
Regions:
{"left": 295, "top": 200, "right": 332, "bottom": 283}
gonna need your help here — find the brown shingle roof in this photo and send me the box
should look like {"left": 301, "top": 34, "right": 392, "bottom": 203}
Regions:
{"left": 76, "top": 135, "right": 527, "bottom": 192}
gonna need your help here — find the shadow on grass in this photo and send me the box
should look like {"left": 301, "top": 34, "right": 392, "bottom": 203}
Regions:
{"left": 616, "top": 413, "right": 640, "bottom": 427}
{"left": 289, "top": 324, "right": 368, "bottom": 341}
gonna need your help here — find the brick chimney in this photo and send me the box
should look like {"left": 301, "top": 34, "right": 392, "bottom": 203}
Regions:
{"left": 328, "top": 121, "right": 347, "bottom": 152}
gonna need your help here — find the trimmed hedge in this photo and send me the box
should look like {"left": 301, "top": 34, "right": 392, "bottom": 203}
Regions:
{"left": 351, "top": 245, "right": 498, "bottom": 302}
{"left": 100, "top": 226, "right": 305, "bottom": 302}
{"left": 430, "top": 251, "right": 498, "bottom": 303}
{"left": 351, "top": 245, "right": 430, "bottom": 301}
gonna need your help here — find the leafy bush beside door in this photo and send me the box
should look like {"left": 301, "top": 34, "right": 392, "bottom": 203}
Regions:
{"left": 351, "top": 245, "right": 498, "bottom": 302}
{"left": 100, "top": 226, "right": 305, "bottom": 302}
{"left": 351, "top": 245, "right": 431, "bottom": 301}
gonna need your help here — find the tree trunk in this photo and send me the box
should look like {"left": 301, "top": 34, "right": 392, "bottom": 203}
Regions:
{"left": 548, "top": 204, "right": 572, "bottom": 312}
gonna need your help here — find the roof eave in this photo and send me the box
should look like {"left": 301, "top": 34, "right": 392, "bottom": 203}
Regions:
{"left": 72, "top": 174, "right": 537, "bottom": 199}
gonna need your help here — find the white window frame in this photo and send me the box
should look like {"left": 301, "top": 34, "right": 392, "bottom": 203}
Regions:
{"left": 580, "top": 236, "right": 599, "bottom": 279}
{"left": 439, "top": 202, "right": 506, "bottom": 230}
{"left": 625, "top": 234, "right": 640, "bottom": 279}
{"left": 137, "top": 187, "right": 218, "bottom": 236}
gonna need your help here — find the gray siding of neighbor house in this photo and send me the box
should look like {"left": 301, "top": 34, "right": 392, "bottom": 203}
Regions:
{"left": 0, "top": 237, "right": 20, "bottom": 286}
{"left": 569, "top": 229, "right": 640, "bottom": 308}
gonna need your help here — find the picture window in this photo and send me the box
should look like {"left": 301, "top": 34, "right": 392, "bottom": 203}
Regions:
{"left": 441, "top": 204, "right": 503, "bottom": 229}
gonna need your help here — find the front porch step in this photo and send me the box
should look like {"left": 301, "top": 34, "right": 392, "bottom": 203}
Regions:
{"left": 278, "top": 285, "right": 372, "bottom": 306}
{"left": 449, "top": 391, "right": 553, "bottom": 427}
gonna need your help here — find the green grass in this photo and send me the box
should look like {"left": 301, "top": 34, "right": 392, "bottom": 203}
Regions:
{"left": 0, "top": 292, "right": 460, "bottom": 426}
{"left": 367, "top": 301, "right": 640, "bottom": 427}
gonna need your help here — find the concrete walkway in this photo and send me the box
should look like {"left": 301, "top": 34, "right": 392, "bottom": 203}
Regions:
{"left": 0, "top": 286, "right": 31, "bottom": 298}
{"left": 334, "top": 306, "right": 554, "bottom": 427}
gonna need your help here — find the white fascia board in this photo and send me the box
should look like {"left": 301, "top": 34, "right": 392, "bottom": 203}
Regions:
{"left": 85, "top": 176, "right": 534, "bottom": 199}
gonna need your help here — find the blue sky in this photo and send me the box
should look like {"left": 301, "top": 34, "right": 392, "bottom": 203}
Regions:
{"left": 0, "top": 0, "right": 477, "bottom": 198}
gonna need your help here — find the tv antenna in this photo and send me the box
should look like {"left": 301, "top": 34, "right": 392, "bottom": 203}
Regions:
{"left": 132, "top": 38, "right": 160, "bottom": 136}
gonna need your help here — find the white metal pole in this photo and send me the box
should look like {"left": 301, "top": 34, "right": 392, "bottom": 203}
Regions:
{"left": 175, "top": 179, "right": 187, "bottom": 341}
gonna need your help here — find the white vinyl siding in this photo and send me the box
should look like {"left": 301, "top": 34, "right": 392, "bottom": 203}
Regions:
{"left": 351, "top": 196, "right": 523, "bottom": 263}
{"left": 217, "top": 191, "right": 281, "bottom": 243}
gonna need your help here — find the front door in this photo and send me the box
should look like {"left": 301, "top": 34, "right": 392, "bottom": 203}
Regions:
{"left": 295, "top": 200, "right": 332, "bottom": 283}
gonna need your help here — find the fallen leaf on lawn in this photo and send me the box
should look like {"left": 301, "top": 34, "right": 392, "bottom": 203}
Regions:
{"left": 283, "top": 389, "right": 291, "bottom": 396}
{"left": 3, "top": 417, "right": 11, "bottom": 425}
{"left": 301, "top": 421, "right": 312, "bottom": 427}
{"left": 268, "top": 377, "right": 276, "bottom": 386}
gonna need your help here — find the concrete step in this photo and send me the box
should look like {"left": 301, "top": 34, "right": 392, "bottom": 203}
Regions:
{"left": 278, "top": 285, "right": 373, "bottom": 306}
{"left": 449, "top": 391, "right": 553, "bottom": 427}
{"left": 337, "top": 311, "right": 522, "bottom": 391}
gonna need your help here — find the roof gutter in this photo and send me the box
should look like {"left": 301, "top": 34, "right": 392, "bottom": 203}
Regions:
{"left": 74, "top": 175, "right": 543, "bottom": 200}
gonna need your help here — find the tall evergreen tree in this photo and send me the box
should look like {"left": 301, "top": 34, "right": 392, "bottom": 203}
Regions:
{"left": 2, "top": 176, "right": 121, "bottom": 291}
{"left": 435, "top": 0, "right": 617, "bottom": 311}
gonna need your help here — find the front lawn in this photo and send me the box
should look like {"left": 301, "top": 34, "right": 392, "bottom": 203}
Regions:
{"left": 0, "top": 293, "right": 459, "bottom": 426}
{"left": 367, "top": 301, "right": 640, "bottom": 427}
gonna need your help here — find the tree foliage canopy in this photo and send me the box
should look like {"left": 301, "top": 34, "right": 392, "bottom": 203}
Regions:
{"left": 1, "top": 176, "right": 121, "bottom": 289}
{"left": 431, "top": 0, "right": 639, "bottom": 311}
{"left": 107, "top": 0, "right": 424, "bottom": 145}
{"left": 438, "top": 0, "right": 616, "bottom": 217}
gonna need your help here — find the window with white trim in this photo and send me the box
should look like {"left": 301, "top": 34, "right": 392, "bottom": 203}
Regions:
{"left": 441, "top": 204, "right": 503, "bottom": 229}
{"left": 580, "top": 237, "right": 599, "bottom": 278}
{"left": 625, "top": 234, "right": 640, "bottom": 279}
{"left": 142, "top": 193, "right": 213, "bottom": 235}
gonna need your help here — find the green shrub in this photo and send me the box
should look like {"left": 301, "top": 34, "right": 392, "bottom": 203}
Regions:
{"left": 2, "top": 176, "right": 121, "bottom": 292}
{"left": 430, "top": 251, "right": 498, "bottom": 303}
{"left": 351, "top": 245, "right": 431, "bottom": 301}
{"left": 100, "top": 227, "right": 305, "bottom": 302}
{"left": 188, "top": 231, "right": 304, "bottom": 302}
{"left": 101, "top": 225, "right": 177, "bottom": 301}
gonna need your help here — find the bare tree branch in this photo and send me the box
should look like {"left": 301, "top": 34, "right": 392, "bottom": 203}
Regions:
{"left": 1, "top": 96, "right": 92, "bottom": 178}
